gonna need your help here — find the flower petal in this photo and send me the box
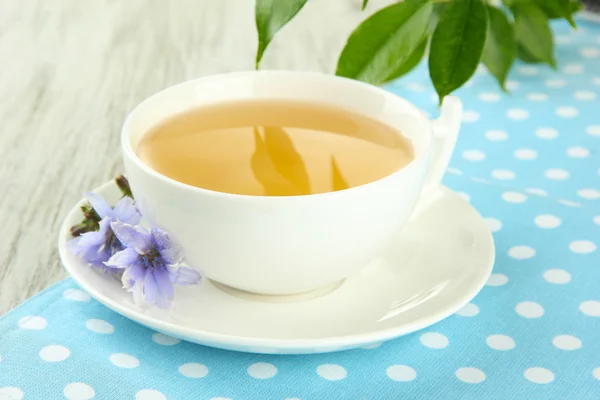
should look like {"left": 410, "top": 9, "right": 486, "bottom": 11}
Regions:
{"left": 153, "top": 291, "right": 171, "bottom": 309}
{"left": 172, "top": 266, "right": 201, "bottom": 286}
{"left": 85, "top": 192, "right": 113, "bottom": 219}
{"left": 75, "top": 229, "right": 106, "bottom": 247}
{"left": 159, "top": 247, "right": 184, "bottom": 266}
{"left": 121, "top": 261, "right": 146, "bottom": 290}
{"left": 142, "top": 269, "right": 159, "bottom": 305}
{"left": 153, "top": 268, "right": 175, "bottom": 300}
{"left": 104, "top": 248, "right": 139, "bottom": 269}
{"left": 112, "top": 197, "right": 142, "bottom": 225}
{"left": 151, "top": 228, "right": 172, "bottom": 251}
{"left": 110, "top": 222, "right": 152, "bottom": 254}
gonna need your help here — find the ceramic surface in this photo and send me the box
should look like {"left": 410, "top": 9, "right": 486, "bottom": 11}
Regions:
{"left": 58, "top": 181, "right": 494, "bottom": 354}
{"left": 121, "top": 71, "right": 463, "bottom": 295}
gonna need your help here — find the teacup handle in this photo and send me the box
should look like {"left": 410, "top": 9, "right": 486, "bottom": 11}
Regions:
{"left": 411, "top": 96, "right": 462, "bottom": 218}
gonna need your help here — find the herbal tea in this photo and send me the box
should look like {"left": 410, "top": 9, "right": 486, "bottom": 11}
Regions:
{"left": 136, "top": 100, "right": 414, "bottom": 196}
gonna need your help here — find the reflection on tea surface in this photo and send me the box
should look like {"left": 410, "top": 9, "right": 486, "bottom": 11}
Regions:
{"left": 137, "top": 100, "right": 414, "bottom": 196}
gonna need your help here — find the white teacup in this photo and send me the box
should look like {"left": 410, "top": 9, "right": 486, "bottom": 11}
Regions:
{"left": 121, "top": 71, "right": 462, "bottom": 296}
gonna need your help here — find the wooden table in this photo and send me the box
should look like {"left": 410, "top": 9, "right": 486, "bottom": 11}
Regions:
{"left": 0, "top": 0, "right": 390, "bottom": 314}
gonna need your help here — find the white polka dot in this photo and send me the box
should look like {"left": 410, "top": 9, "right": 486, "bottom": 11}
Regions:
{"left": 447, "top": 167, "right": 462, "bottom": 175}
{"left": 247, "top": 362, "right": 277, "bottom": 379}
{"left": 506, "top": 108, "right": 529, "bottom": 120}
{"left": 485, "top": 129, "right": 508, "bottom": 141}
{"left": 587, "top": 125, "right": 600, "bottom": 137}
{"left": 545, "top": 168, "right": 569, "bottom": 180}
{"left": 178, "top": 363, "right": 209, "bottom": 378}
{"left": 462, "top": 110, "right": 480, "bottom": 123}
{"left": 536, "top": 128, "right": 558, "bottom": 139}
{"left": 0, "top": 387, "right": 23, "bottom": 399}
{"left": 574, "top": 90, "right": 597, "bottom": 101}
{"left": 543, "top": 269, "right": 571, "bottom": 284}
{"left": 569, "top": 240, "right": 597, "bottom": 254}
{"left": 502, "top": 191, "right": 527, "bottom": 203}
{"left": 317, "top": 364, "right": 347, "bottom": 381}
{"left": 566, "top": 146, "right": 590, "bottom": 158}
{"left": 564, "top": 64, "right": 583, "bottom": 74}
{"left": 64, "top": 383, "right": 95, "bottom": 400}
{"left": 580, "top": 47, "right": 600, "bottom": 58}
{"left": 545, "top": 79, "right": 567, "bottom": 88}
{"left": 487, "top": 335, "right": 515, "bottom": 350}
{"left": 516, "top": 301, "right": 544, "bottom": 318}
{"left": 491, "top": 169, "right": 515, "bottom": 180}
{"left": 577, "top": 189, "right": 600, "bottom": 200}
{"left": 406, "top": 82, "right": 426, "bottom": 92}
{"left": 506, "top": 80, "right": 519, "bottom": 90}
{"left": 386, "top": 365, "right": 416, "bottom": 381}
{"left": 594, "top": 216, "right": 600, "bottom": 226}
{"left": 593, "top": 77, "right": 600, "bottom": 86}
{"left": 419, "top": 332, "right": 449, "bottom": 349}
{"left": 457, "top": 192, "right": 470, "bottom": 202}
{"left": 110, "top": 353, "right": 140, "bottom": 369}
{"left": 462, "top": 149, "right": 485, "bottom": 161}
{"left": 556, "top": 35, "right": 572, "bottom": 44}
{"left": 362, "top": 343, "right": 382, "bottom": 349}
{"left": 152, "top": 333, "right": 180, "bottom": 346}
{"left": 456, "top": 367, "right": 486, "bottom": 383}
{"left": 552, "top": 335, "right": 582, "bottom": 350}
{"left": 39, "top": 345, "right": 70, "bottom": 362}
{"left": 559, "top": 199, "right": 581, "bottom": 207}
{"left": 556, "top": 106, "right": 579, "bottom": 118}
{"left": 509, "top": 246, "right": 535, "bottom": 260}
{"left": 486, "top": 273, "right": 508, "bottom": 286}
{"left": 86, "top": 319, "right": 114, "bottom": 334}
{"left": 580, "top": 301, "right": 600, "bottom": 316}
{"left": 470, "top": 177, "right": 489, "bottom": 184}
{"left": 514, "top": 148, "right": 537, "bottom": 160}
{"left": 534, "top": 215, "right": 561, "bottom": 229}
{"left": 526, "top": 188, "right": 548, "bottom": 196}
{"left": 63, "top": 289, "right": 91, "bottom": 302}
{"left": 524, "top": 367, "right": 554, "bottom": 384}
{"left": 456, "top": 303, "right": 479, "bottom": 317}
{"left": 517, "top": 66, "right": 538, "bottom": 76}
{"left": 485, "top": 218, "right": 502, "bottom": 232}
{"left": 136, "top": 389, "right": 167, "bottom": 400}
{"left": 527, "top": 92, "right": 548, "bottom": 101}
{"left": 18, "top": 316, "right": 47, "bottom": 330}
{"left": 479, "top": 92, "right": 500, "bottom": 102}
{"left": 593, "top": 367, "right": 600, "bottom": 380}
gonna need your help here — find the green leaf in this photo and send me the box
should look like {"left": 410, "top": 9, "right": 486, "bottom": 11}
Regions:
{"left": 255, "top": 0, "right": 308, "bottom": 68}
{"left": 482, "top": 5, "right": 516, "bottom": 91}
{"left": 517, "top": 43, "right": 543, "bottom": 63}
{"left": 513, "top": 2, "right": 556, "bottom": 68}
{"left": 383, "top": 38, "right": 428, "bottom": 82}
{"left": 537, "top": 0, "right": 578, "bottom": 27}
{"left": 335, "top": 0, "right": 433, "bottom": 86}
{"left": 428, "top": 0, "right": 488, "bottom": 103}
{"left": 362, "top": 0, "right": 368, "bottom": 11}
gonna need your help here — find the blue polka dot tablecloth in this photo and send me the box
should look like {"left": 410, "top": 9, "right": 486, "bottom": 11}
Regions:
{"left": 1, "top": 18, "right": 600, "bottom": 400}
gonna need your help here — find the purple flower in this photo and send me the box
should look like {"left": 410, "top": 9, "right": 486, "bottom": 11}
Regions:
{"left": 105, "top": 222, "right": 201, "bottom": 308}
{"left": 68, "top": 192, "right": 141, "bottom": 270}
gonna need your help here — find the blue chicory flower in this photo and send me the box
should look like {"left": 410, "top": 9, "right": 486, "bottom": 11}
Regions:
{"left": 105, "top": 221, "right": 201, "bottom": 308}
{"left": 68, "top": 192, "right": 141, "bottom": 270}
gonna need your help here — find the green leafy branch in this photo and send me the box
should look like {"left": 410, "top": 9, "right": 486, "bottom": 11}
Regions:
{"left": 254, "top": 0, "right": 580, "bottom": 103}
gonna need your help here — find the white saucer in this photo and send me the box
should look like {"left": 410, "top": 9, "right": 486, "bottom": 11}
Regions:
{"left": 58, "top": 181, "right": 494, "bottom": 354}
